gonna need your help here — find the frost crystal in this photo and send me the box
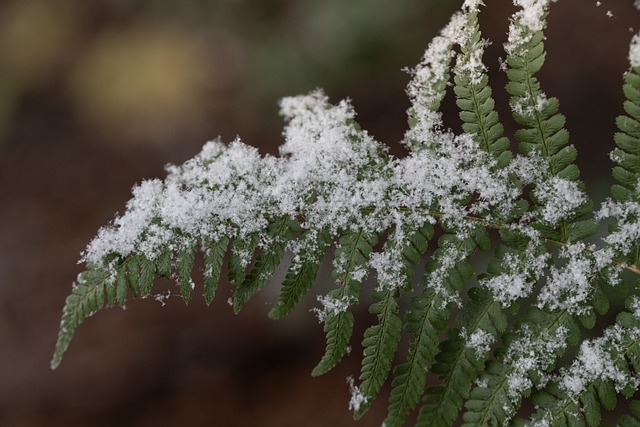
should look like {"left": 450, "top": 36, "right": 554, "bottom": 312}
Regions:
{"left": 630, "top": 32, "right": 640, "bottom": 70}
{"left": 311, "top": 294, "right": 353, "bottom": 323}
{"left": 534, "top": 176, "right": 586, "bottom": 225}
{"left": 462, "top": 327, "right": 495, "bottom": 358}
{"left": 346, "top": 376, "right": 368, "bottom": 413}
{"left": 481, "top": 239, "right": 549, "bottom": 307}
{"left": 505, "top": 325, "right": 568, "bottom": 401}
{"left": 505, "top": 0, "right": 555, "bottom": 56}
{"left": 559, "top": 325, "right": 640, "bottom": 397}
{"left": 597, "top": 196, "right": 640, "bottom": 256}
{"left": 536, "top": 242, "right": 611, "bottom": 315}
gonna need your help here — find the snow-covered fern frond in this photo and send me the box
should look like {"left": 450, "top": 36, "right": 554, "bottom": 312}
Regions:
{"left": 52, "top": 1, "right": 640, "bottom": 426}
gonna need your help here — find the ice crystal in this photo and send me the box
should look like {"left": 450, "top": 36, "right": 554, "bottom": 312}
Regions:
{"left": 534, "top": 176, "right": 586, "bottom": 225}
{"left": 311, "top": 294, "right": 354, "bottom": 323}
{"left": 597, "top": 196, "right": 640, "bottom": 256}
{"left": 505, "top": 325, "right": 568, "bottom": 401}
{"left": 559, "top": 325, "right": 640, "bottom": 397}
{"left": 630, "top": 33, "right": 640, "bottom": 70}
{"left": 536, "top": 242, "right": 610, "bottom": 315}
{"left": 505, "top": 0, "right": 555, "bottom": 56}
{"left": 346, "top": 376, "right": 368, "bottom": 413}
{"left": 462, "top": 327, "right": 495, "bottom": 358}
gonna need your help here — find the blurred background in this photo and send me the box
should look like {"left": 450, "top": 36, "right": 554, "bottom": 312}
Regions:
{"left": 0, "top": 0, "right": 637, "bottom": 426}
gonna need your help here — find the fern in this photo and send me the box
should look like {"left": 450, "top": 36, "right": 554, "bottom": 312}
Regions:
{"left": 52, "top": 1, "right": 640, "bottom": 426}
{"left": 312, "top": 229, "right": 379, "bottom": 376}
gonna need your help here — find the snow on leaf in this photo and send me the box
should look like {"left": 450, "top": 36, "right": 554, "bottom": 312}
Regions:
{"left": 347, "top": 376, "right": 369, "bottom": 413}
{"left": 461, "top": 327, "right": 495, "bottom": 358}
{"left": 505, "top": 324, "right": 568, "bottom": 400}
{"left": 311, "top": 294, "right": 354, "bottom": 323}
{"left": 534, "top": 176, "right": 586, "bottom": 225}
{"left": 558, "top": 324, "right": 640, "bottom": 397}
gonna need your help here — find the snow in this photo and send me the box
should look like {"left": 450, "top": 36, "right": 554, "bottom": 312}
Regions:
{"left": 504, "top": 325, "right": 568, "bottom": 401}
{"left": 534, "top": 176, "right": 586, "bottom": 225}
{"left": 462, "top": 327, "right": 495, "bottom": 358}
{"left": 346, "top": 376, "right": 368, "bottom": 413}
{"left": 559, "top": 325, "right": 640, "bottom": 397}
{"left": 630, "top": 33, "right": 640, "bottom": 68}
{"left": 481, "top": 239, "right": 549, "bottom": 307}
{"left": 536, "top": 242, "right": 609, "bottom": 315}
{"left": 404, "top": 12, "right": 465, "bottom": 148}
{"left": 463, "top": 0, "right": 485, "bottom": 12}
{"left": 597, "top": 195, "right": 640, "bottom": 257}
{"left": 311, "top": 294, "right": 354, "bottom": 323}
{"left": 505, "top": 0, "right": 556, "bottom": 56}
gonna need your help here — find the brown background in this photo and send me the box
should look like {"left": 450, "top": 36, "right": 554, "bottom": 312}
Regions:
{"left": 0, "top": 1, "right": 637, "bottom": 426}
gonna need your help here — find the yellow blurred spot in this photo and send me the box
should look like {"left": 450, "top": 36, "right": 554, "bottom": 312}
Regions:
{"left": 0, "top": 0, "right": 78, "bottom": 141}
{"left": 69, "top": 25, "right": 210, "bottom": 147}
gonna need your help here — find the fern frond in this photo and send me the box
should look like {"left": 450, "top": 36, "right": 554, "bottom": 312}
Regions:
{"left": 614, "top": 67, "right": 640, "bottom": 202}
{"left": 384, "top": 289, "right": 448, "bottom": 427}
{"left": 353, "top": 222, "right": 434, "bottom": 418}
{"left": 227, "top": 232, "right": 259, "bottom": 287}
{"left": 50, "top": 3, "right": 640, "bottom": 426}
{"left": 416, "top": 288, "right": 507, "bottom": 427}
{"left": 311, "top": 229, "right": 379, "bottom": 377}
{"left": 354, "top": 288, "right": 402, "bottom": 419}
{"left": 462, "top": 360, "right": 515, "bottom": 427}
{"left": 233, "top": 216, "right": 299, "bottom": 313}
{"left": 383, "top": 227, "right": 478, "bottom": 427}
{"left": 404, "top": 9, "right": 465, "bottom": 148}
{"left": 268, "top": 228, "right": 333, "bottom": 320}
{"left": 463, "top": 307, "right": 576, "bottom": 426}
{"left": 126, "top": 255, "right": 155, "bottom": 298}
{"left": 177, "top": 244, "right": 198, "bottom": 303}
{"left": 454, "top": 10, "right": 510, "bottom": 167}
{"left": 525, "top": 301, "right": 640, "bottom": 426}
{"left": 504, "top": 2, "right": 593, "bottom": 245}
{"left": 51, "top": 267, "right": 113, "bottom": 369}
{"left": 203, "top": 236, "right": 230, "bottom": 305}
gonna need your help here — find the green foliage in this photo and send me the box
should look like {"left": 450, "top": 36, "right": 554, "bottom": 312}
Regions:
{"left": 312, "top": 229, "right": 379, "bottom": 377}
{"left": 52, "top": 1, "right": 640, "bottom": 426}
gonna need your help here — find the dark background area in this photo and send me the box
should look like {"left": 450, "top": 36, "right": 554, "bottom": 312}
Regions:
{"left": 0, "top": 1, "right": 638, "bottom": 426}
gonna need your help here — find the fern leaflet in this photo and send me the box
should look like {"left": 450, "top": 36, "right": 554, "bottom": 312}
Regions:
{"left": 51, "top": 267, "right": 113, "bottom": 369}
{"left": 311, "top": 229, "right": 379, "bottom": 377}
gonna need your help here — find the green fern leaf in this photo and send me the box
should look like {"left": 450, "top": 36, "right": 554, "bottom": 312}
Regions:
{"left": 155, "top": 248, "right": 172, "bottom": 278}
{"left": 177, "top": 245, "right": 197, "bottom": 303}
{"left": 233, "top": 216, "right": 299, "bottom": 313}
{"left": 268, "top": 228, "right": 333, "bottom": 320}
{"left": 51, "top": 267, "right": 112, "bottom": 369}
{"left": 417, "top": 332, "right": 471, "bottom": 427}
{"left": 462, "top": 360, "right": 514, "bottom": 427}
{"left": 384, "top": 289, "right": 448, "bottom": 427}
{"left": 227, "top": 232, "right": 260, "bottom": 287}
{"left": 127, "top": 256, "right": 155, "bottom": 298}
{"left": 454, "top": 10, "right": 510, "bottom": 167}
{"left": 351, "top": 222, "right": 434, "bottom": 417}
{"left": 354, "top": 288, "right": 402, "bottom": 419}
{"left": 311, "top": 288, "right": 354, "bottom": 377}
{"left": 417, "top": 287, "right": 507, "bottom": 427}
{"left": 203, "top": 236, "right": 230, "bottom": 305}
{"left": 115, "top": 263, "right": 128, "bottom": 306}
{"left": 312, "top": 229, "right": 379, "bottom": 377}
